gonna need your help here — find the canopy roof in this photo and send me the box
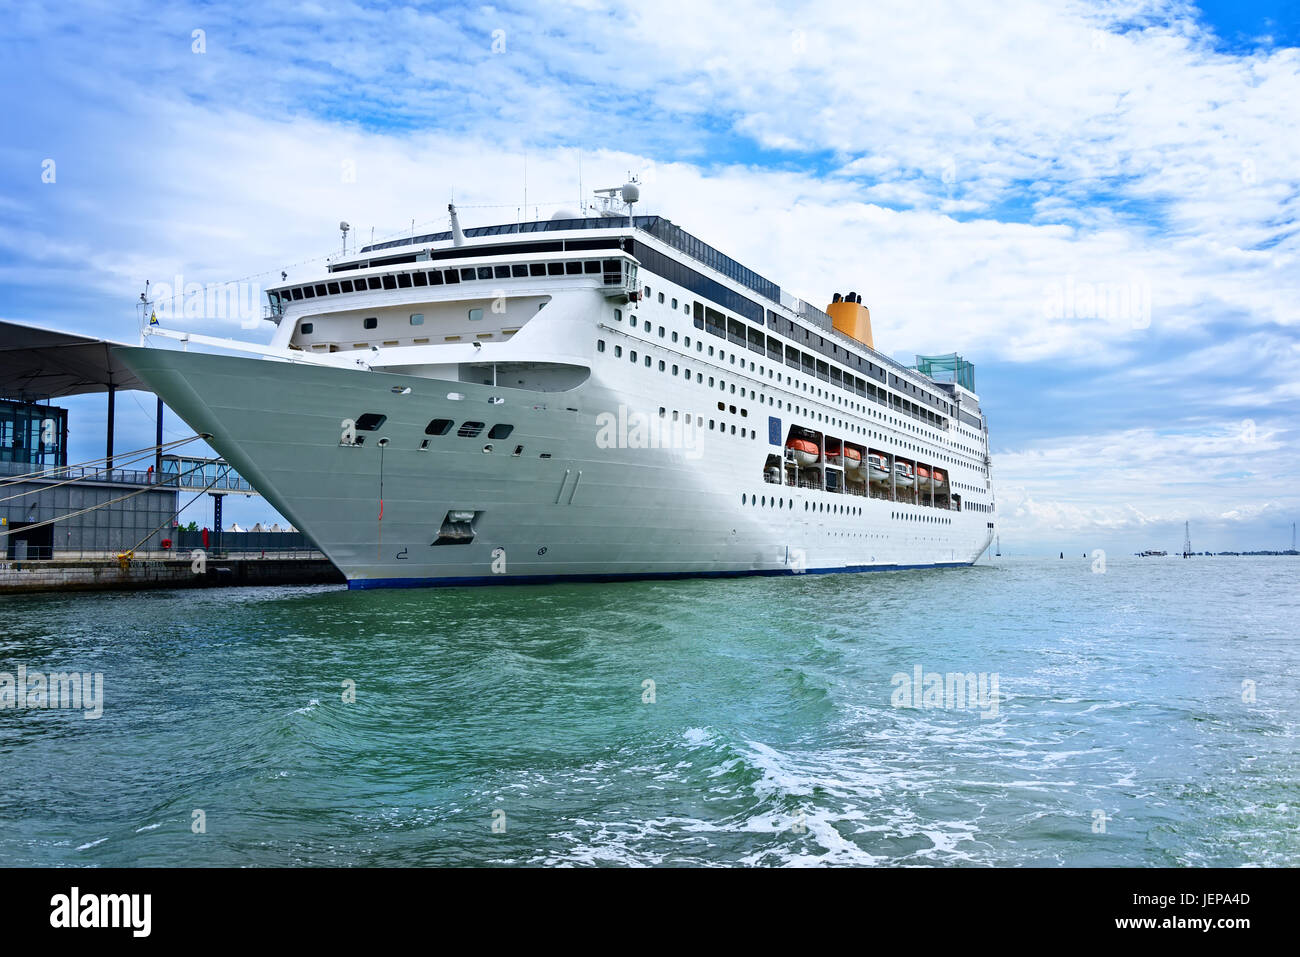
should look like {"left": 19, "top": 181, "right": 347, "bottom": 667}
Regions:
{"left": 0, "top": 320, "right": 145, "bottom": 400}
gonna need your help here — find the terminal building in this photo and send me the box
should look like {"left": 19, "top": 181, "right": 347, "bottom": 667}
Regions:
{"left": 0, "top": 322, "right": 250, "bottom": 560}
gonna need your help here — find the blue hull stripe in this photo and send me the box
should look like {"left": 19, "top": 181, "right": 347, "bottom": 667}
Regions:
{"left": 347, "top": 561, "right": 974, "bottom": 590}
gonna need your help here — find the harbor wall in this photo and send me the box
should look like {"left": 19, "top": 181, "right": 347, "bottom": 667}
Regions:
{"left": 0, "top": 556, "right": 344, "bottom": 594}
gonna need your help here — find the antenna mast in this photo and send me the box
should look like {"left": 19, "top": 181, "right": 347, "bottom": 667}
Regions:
{"left": 1183, "top": 521, "right": 1192, "bottom": 559}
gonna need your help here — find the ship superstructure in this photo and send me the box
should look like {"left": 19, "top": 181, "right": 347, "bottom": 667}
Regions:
{"left": 119, "top": 187, "right": 994, "bottom": 587}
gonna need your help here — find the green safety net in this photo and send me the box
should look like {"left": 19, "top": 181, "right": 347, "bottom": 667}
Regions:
{"left": 914, "top": 354, "right": 975, "bottom": 391}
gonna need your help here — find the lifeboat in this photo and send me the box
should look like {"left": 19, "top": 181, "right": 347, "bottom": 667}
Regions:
{"left": 931, "top": 468, "right": 946, "bottom": 487}
{"left": 867, "top": 452, "right": 890, "bottom": 483}
{"left": 843, "top": 447, "right": 867, "bottom": 476}
{"left": 893, "top": 461, "right": 915, "bottom": 488}
{"left": 828, "top": 446, "right": 863, "bottom": 471}
{"left": 916, "top": 465, "right": 932, "bottom": 490}
{"left": 786, "top": 437, "right": 821, "bottom": 467}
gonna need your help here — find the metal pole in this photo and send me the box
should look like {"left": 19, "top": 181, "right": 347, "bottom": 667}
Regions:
{"left": 155, "top": 396, "right": 163, "bottom": 478}
{"left": 212, "top": 493, "right": 224, "bottom": 555}
{"left": 105, "top": 385, "right": 115, "bottom": 471}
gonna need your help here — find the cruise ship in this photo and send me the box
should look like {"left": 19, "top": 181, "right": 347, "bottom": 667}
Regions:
{"left": 118, "top": 185, "right": 995, "bottom": 587}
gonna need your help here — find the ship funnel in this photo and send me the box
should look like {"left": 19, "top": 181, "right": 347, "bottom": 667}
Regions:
{"left": 448, "top": 203, "right": 466, "bottom": 247}
{"left": 826, "top": 293, "right": 873, "bottom": 349}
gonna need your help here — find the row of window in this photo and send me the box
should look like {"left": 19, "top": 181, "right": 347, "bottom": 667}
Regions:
{"left": 740, "top": 494, "right": 867, "bottom": 517}
{"left": 892, "top": 512, "right": 954, "bottom": 524}
{"left": 352, "top": 414, "right": 513, "bottom": 441}
{"left": 301, "top": 309, "right": 487, "bottom": 337}
{"left": 271, "top": 257, "right": 626, "bottom": 314}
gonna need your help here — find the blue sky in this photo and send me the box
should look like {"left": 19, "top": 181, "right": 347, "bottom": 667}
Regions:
{"left": 1, "top": 0, "right": 1297, "bottom": 553}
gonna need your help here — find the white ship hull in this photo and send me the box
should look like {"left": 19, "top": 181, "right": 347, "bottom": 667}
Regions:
{"left": 119, "top": 346, "right": 992, "bottom": 588}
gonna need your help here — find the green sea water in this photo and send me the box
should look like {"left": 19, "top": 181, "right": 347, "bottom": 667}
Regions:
{"left": 0, "top": 555, "right": 1295, "bottom": 866}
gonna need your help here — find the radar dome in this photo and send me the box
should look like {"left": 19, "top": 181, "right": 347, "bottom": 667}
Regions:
{"left": 551, "top": 209, "right": 580, "bottom": 220}
{"left": 620, "top": 183, "right": 640, "bottom": 204}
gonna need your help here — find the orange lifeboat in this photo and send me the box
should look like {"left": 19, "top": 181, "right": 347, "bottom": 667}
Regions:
{"left": 916, "top": 465, "right": 932, "bottom": 490}
{"left": 827, "top": 445, "right": 862, "bottom": 469}
{"left": 842, "top": 447, "right": 863, "bottom": 478}
{"left": 786, "top": 437, "right": 820, "bottom": 466}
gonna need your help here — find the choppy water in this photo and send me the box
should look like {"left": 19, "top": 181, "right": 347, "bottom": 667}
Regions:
{"left": 0, "top": 555, "right": 1295, "bottom": 867}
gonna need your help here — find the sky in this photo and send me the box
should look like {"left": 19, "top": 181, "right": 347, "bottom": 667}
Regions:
{"left": 1, "top": 0, "right": 1297, "bottom": 554}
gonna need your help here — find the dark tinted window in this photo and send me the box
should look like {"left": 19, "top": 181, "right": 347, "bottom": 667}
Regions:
{"left": 488, "top": 424, "right": 513, "bottom": 439}
{"left": 356, "top": 413, "right": 386, "bottom": 431}
{"left": 363, "top": 317, "right": 377, "bottom": 329}
{"left": 425, "top": 418, "right": 453, "bottom": 436}
{"left": 457, "top": 421, "right": 485, "bottom": 437}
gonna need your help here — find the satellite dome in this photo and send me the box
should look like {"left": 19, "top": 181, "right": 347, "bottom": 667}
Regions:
{"left": 551, "top": 209, "right": 580, "bottom": 220}
{"left": 620, "top": 183, "right": 640, "bottom": 204}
